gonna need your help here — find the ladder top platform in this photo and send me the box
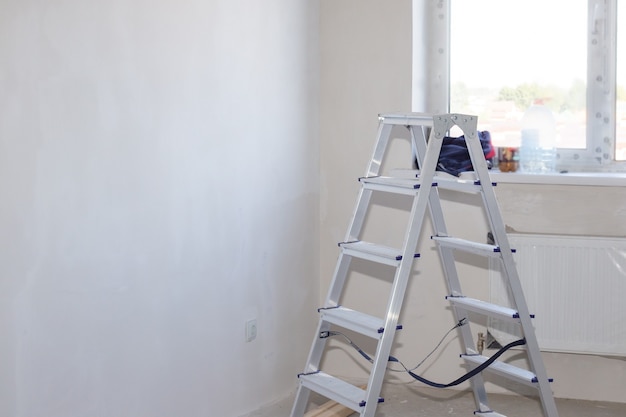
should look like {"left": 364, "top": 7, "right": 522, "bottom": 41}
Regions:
{"left": 378, "top": 112, "right": 476, "bottom": 127}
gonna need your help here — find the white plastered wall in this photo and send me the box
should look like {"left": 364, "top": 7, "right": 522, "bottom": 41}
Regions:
{"left": 0, "top": 1, "right": 319, "bottom": 416}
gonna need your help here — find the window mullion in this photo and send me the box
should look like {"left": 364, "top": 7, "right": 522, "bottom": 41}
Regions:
{"left": 584, "top": 0, "right": 616, "bottom": 165}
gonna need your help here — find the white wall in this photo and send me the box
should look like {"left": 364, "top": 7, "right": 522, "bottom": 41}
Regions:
{"left": 0, "top": 1, "right": 319, "bottom": 416}
{"left": 320, "top": 0, "right": 626, "bottom": 406}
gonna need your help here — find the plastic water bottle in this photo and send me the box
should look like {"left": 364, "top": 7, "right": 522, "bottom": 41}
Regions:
{"left": 519, "top": 102, "right": 556, "bottom": 173}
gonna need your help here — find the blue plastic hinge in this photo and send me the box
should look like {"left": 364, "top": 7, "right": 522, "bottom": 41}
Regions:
{"left": 512, "top": 313, "right": 535, "bottom": 319}
{"left": 532, "top": 377, "right": 554, "bottom": 383}
{"left": 358, "top": 398, "right": 384, "bottom": 407}
{"left": 394, "top": 253, "right": 420, "bottom": 261}
{"left": 377, "top": 324, "right": 403, "bottom": 334}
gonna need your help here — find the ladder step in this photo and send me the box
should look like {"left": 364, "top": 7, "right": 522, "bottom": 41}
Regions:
{"left": 318, "top": 306, "right": 401, "bottom": 339}
{"left": 446, "top": 296, "right": 534, "bottom": 322}
{"left": 462, "top": 354, "right": 553, "bottom": 388}
{"left": 359, "top": 176, "right": 426, "bottom": 195}
{"left": 434, "top": 175, "right": 497, "bottom": 194}
{"left": 385, "top": 169, "right": 496, "bottom": 194}
{"left": 339, "top": 241, "right": 419, "bottom": 266}
{"left": 431, "top": 236, "right": 510, "bottom": 258}
{"left": 297, "top": 372, "right": 382, "bottom": 411}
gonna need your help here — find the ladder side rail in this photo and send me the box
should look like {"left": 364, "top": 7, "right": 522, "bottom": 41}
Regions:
{"left": 408, "top": 124, "right": 429, "bottom": 173}
{"left": 480, "top": 191, "right": 560, "bottom": 417}
{"left": 302, "top": 122, "right": 393, "bottom": 377}
{"left": 292, "top": 257, "right": 356, "bottom": 415}
{"left": 290, "top": 385, "right": 309, "bottom": 417}
{"left": 429, "top": 203, "right": 492, "bottom": 412}
{"left": 411, "top": 122, "right": 474, "bottom": 303}
{"left": 325, "top": 252, "right": 355, "bottom": 314}
{"left": 291, "top": 120, "right": 394, "bottom": 417}
{"left": 342, "top": 187, "right": 374, "bottom": 255}
{"left": 313, "top": 190, "right": 377, "bottom": 367}
{"left": 360, "top": 116, "right": 450, "bottom": 417}
{"left": 290, "top": 319, "right": 333, "bottom": 417}
{"left": 418, "top": 118, "right": 493, "bottom": 413}
{"left": 342, "top": 123, "right": 394, "bottom": 243}
{"left": 364, "top": 122, "right": 394, "bottom": 178}
{"left": 478, "top": 196, "right": 559, "bottom": 417}
{"left": 460, "top": 116, "right": 560, "bottom": 417}
{"left": 409, "top": 125, "right": 429, "bottom": 171}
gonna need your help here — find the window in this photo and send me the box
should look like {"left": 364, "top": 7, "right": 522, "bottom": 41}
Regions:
{"left": 444, "top": 0, "right": 625, "bottom": 171}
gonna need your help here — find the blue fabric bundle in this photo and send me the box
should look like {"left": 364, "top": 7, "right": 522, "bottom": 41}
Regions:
{"left": 435, "top": 131, "right": 495, "bottom": 176}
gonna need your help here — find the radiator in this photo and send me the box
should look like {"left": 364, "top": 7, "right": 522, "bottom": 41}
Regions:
{"left": 488, "top": 234, "right": 626, "bottom": 356}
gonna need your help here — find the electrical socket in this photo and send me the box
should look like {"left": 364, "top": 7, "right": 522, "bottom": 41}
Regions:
{"left": 245, "top": 319, "right": 257, "bottom": 342}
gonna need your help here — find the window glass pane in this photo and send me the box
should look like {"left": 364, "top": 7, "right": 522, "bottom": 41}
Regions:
{"left": 450, "top": 0, "right": 587, "bottom": 149}
{"left": 617, "top": 2, "right": 626, "bottom": 160}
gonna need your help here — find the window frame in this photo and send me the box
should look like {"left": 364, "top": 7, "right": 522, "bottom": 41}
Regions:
{"left": 568, "top": 0, "right": 619, "bottom": 169}
{"left": 414, "top": 0, "right": 626, "bottom": 172}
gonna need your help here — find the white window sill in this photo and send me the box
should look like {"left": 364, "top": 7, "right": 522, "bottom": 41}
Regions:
{"left": 482, "top": 171, "right": 626, "bottom": 187}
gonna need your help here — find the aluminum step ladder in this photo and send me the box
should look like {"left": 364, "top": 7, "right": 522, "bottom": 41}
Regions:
{"left": 290, "top": 113, "right": 559, "bottom": 417}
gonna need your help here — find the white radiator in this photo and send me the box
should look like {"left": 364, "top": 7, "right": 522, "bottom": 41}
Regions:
{"left": 489, "top": 234, "right": 626, "bottom": 356}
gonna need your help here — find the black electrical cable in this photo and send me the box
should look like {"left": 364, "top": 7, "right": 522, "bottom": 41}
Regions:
{"left": 404, "top": 338, "right": 526, "bottom": 388}
{"left": 321, "top": 320, "right": 526, "bottom": 389}
{"left": 322, "top": 318, "right": 467, "bottom": 369}
{"left": 395, "top": 318, "right": 467, "bottom": 373}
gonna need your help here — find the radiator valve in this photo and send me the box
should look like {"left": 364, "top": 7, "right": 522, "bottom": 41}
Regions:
{"left": 477, "top": 332, "right": 486, "bottom": 355}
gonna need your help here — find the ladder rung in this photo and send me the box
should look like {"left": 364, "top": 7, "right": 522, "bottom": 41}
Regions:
{"left": 434, "top": 175, "right": 497, "bottom": 193}
{"left": 297, "top": 372, "right": 382, "bottom": 411}
{"left": 378, "top": 112, "right": 435, "bottom": 127}
{"left": 359, "top": 176, "right": 427, "bottom": 195}
{"left": 431, "top": 236, "right": 507, "bottom": 258}
{"left": 339, "top": 241, "right": 419, "bottom": 266}
{"left": 446, "top": 296, "right": 534, "bottom": 322}
{"left": 384, "top": 170, "right": 496, "bottom": 195}
{"left": 462, "top": 354, "right": 553, "bottom": 388}
{"left": 318, "top": 306, "right": 401, "bottom": 339}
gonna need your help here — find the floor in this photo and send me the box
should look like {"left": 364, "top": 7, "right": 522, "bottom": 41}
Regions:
{"left": 247, "top": 382, "right": 626, "bottom": 417}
